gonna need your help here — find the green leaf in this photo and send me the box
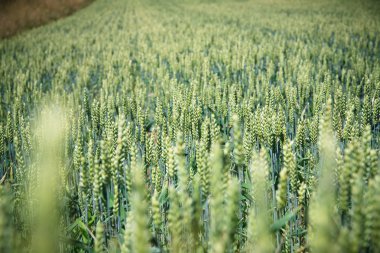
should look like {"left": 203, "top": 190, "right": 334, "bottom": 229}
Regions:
{"left": 241, "top": 190, "right": 253, "bottom": 203}
{"left": 59, "top": 236, "right": 93, "bottom": 252}
{"left": 270, "top": 207, "right": 300, "bottom": 232}
{"left": 159, "top": 186, "right": 169, "bottom": 204}
{"left": 292, "top": 228, "right": 307, "bottom": 237}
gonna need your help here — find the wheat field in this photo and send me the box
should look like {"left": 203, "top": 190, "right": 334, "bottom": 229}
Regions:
{"left": 0, "top": 0, "right": 379, "bottom": 252}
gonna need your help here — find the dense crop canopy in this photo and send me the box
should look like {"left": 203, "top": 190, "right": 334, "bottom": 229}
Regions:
{"left": 0, "top": 0, "right": 379, "bottom": 252}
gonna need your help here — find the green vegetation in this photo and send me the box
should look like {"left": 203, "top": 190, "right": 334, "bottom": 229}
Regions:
{"left": 0, "top": 0, "right": 379, "bottom": 252}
